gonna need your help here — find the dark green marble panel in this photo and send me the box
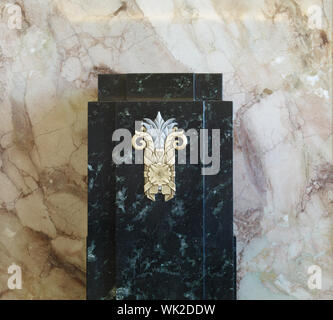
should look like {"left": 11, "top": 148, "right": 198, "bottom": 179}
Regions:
{"left": 88, "top": 102, "right": 116, "bottom": 299}
{"left": 204, "top": 101, "right": 234, "bottom": 299}
{"left": 127, "top": 74, "right": 194, "bottom": 101}
{"left": 98, "top": 74, "right": 127, "bottom": 102}
{"left": 195, "top": 74, "right": 223, "bottom": 101}
{"left": 98, "top": 74, "right": 223, "bottom": 102}
{"left": 88, "top": 73, "right": 234, "bottom": 300}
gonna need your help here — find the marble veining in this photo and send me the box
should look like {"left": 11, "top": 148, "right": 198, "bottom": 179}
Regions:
{"left": 0, "top": 0, "right": 332, "bottom": 299}
{"left": 87, "top": 74, "right": 234, "bottom": 300}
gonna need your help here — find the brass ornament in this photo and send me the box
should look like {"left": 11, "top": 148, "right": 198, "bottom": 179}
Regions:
{"left": 132, "top": 112, "right": 187, "bottom": 201}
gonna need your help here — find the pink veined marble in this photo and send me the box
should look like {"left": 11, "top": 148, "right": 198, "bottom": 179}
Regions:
{"left": 0, "top": 0, "right": 332, "bottom": 299}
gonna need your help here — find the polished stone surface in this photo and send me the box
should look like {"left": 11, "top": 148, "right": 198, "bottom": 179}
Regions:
{"left": 0, "top": 0, "right": 331, "bottom": 300}
{"left": 98, "top": 73, "right": 223, "bottom": 101}
{"left": 88, "top": 73, "right": 234, "bottom": 300}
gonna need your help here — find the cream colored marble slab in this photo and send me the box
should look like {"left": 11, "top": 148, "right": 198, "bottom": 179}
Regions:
{"left": 0, "top": 0, "right": 331, "bottom": 299}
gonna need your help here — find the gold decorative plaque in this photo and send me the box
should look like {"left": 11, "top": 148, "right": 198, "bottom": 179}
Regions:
{"left": 132, "top": 112, "right": 187, "bottom": 201}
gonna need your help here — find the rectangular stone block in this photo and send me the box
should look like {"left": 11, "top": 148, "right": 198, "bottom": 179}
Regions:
{"left": 88, "top": 73, "right": 234, "bottom": 300}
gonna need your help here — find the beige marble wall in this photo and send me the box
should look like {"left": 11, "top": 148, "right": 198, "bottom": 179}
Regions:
{"left": 0, "top": 0, "right": 331, "bottom": 299}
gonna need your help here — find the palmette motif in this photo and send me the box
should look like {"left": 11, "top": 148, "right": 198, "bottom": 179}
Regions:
{"left": 132, "top": 112, "right": 187, "bottom": 201}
